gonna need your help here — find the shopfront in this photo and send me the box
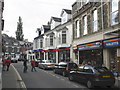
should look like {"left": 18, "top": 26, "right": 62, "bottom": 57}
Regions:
{"left": 58, "top": 47, "right": 70, "bottom": 62}
{"left": 77, "top": 41, "right": 103, "bottom": 66}
{"left": 103, "top": 37, "right": 120, "bottom": 72}
{"left": 48, "top": 50, "right": 56, "bottom": 63}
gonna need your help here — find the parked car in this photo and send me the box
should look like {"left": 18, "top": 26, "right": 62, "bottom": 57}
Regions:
{"left": 38, "top": 60, "right": 56, "bottom": 69}
{"left": 68, "top": 65, "right": 115, "bottom": 88}
{"left": 53, "top": 62, "right": 78, "bottom": 77}
{"left": 11, "top": 57, "right": 18, "bottom": 63}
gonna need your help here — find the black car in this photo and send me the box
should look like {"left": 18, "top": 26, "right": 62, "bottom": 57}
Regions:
{"left": 53, "top": 62, "right": 78, "bottom": 77}
{"left": 68, "top": 65, "right": 115, "bottom": 88}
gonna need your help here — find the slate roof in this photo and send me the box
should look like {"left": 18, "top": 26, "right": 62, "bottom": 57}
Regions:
{"left": 52, "top": 17, "right": 61, "bottom": 22}
{"left": 63, "top": 9, "right": 72, "bottom": 14}
{"left": 43, "top": 25, "right": 50, "bottom": 32}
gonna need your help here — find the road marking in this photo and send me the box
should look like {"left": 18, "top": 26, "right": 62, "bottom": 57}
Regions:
{"left": 11, "top": 64, "right": 27, "bottom": 89}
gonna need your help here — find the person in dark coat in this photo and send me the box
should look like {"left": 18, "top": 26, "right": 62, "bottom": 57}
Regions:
{"left": 23, "top": 58, "right": 28, "bottom": 73}
{"left": 31, "top": 60, "right": 37, "bottom": 72}
{"left": 5, "top": 57, "right": 11, "bottom": 71}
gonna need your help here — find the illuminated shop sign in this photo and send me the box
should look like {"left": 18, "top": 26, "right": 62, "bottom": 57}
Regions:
{"left": 78, "top": 42, "right": 102, "bottom": 50}
{"left": 104, "top": 37, "right": 120, "bottom": 47}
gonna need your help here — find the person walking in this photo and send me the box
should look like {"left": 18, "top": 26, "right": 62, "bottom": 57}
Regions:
{"left": 23, "top": 58, "right": 28, "bottom": 73}
{"left": 2, "top": 57, "right": 6, "bottom": 71}
{"left": 31, "top": 60, "right": 37, "bottom": 72}
{"left": 5, "top": 57, "right": 11, "bottom": 71}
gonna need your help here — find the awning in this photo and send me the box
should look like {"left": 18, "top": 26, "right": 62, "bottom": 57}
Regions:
{"left": 103, "top": 37, "right": 120, "bottom": 47}
{"left": 77, "top": 41, "right": 102, "bottom": 51}
{"left": 32, "top": 49, "right": 43, "bottom": 53}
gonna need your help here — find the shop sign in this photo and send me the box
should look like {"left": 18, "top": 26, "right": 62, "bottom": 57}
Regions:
{"left": 104, "top": 37, "right": 120, "bottom": 47}
{"left": 78, "top": 42, "right": 101, "bottom": 50}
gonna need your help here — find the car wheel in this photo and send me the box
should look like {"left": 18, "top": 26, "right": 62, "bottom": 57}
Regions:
{"left": 62, "top": 71, "right": 67, "bottom": 77}
{"left": 107, "top": 85, "right": 114, "bottom": 88}
{"left": 68, "top": 75, "right": 74, "bottom": 81}
{"left": 43, "top": 66, "right": 46, "bottom": 70}
{"left": 87, "top": 80, "right": 93, "bottom": 89}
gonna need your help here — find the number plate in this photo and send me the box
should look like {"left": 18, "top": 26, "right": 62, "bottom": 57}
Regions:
{"left": 103, "top": 75, "right": 110, "bottom": 78}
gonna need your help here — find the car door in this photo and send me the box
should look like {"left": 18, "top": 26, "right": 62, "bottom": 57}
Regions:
{"left": 82, "top": 66, "right": 94, "bottom": 83}
{"left": 75, "top": 66, "right": 84, "bottom": 82}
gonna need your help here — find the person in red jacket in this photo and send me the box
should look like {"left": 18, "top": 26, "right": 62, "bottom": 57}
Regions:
{"left": 5, "top": 57, "right": 11, "bottom": 71}
{"left": 2, "top": 57, "right": 6, "bottom": 71}
{"left": 31, "top": 60, "right": 37, "bottom": 72}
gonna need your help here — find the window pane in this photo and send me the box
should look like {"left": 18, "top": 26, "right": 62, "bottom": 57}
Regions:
{"left": 83, "top": 16, "right": 87, "bottom": 35}
{"left": 62, "top": 31, "right": 66, "bottom": 44}
{"left": 76, "top": 20, "right": 80, "bottom": 38}
{"left": 111, "top": 10, "right": 119, "bottom": 25}
{"left": 93, "top": 21, "right": 98, "bottom": 32}
{"left": 112, "top": 0, "right": 118, "bottom": 12}
{"left": 93, "top": 10, "right": 98, "bottom": 32}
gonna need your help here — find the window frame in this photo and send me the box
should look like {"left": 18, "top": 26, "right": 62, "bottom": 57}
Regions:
{"left": 62, "top": 30, "right": 67, "bottom": 44}
{"left": 110, "top": 0, "right": 119, "bottom": 26}
{"left": 83, "top": 15, "right": 88, "bottom": 35}
{"left": 93, "top": 9, "right": 98, "bottom": 32}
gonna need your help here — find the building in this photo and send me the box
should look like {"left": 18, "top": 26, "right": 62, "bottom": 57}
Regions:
{"left": 2, "top": 34, "right": 20, "bottom": 58}
{"left": 33, "top": 9, "right": 72, "bottom": 63}
{"left": 0, "top": 0, "right": 4, "bottom": 58}
{"left": 72, "top": 0, "right": 120, "bottom": 73}
{"left": 19, "top": 40, "right": 33, "bottom": 60}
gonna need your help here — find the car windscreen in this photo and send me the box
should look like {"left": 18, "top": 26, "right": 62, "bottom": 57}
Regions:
{"left": 68, "top": 63, "right": 78, "bottom": 69}
{"left": 46, "top": 60, "right": 53, "bottom": 63}
{"left": 94, "top": 67, "right": 109, "bottom": 73}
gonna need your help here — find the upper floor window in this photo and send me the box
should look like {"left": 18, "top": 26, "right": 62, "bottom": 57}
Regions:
{"left": 40, "top": 39, "right": 43, "bottom": 48}
{"left": 35, "top": 40, "right": 38, "bottom": 48}
{"left": 76, "top": 20, "right": 80, "bottom": 38}
{"left": 62, "top": 31, "right": 66, "bottom": 44}
{"left": 83, "top": 16, "right": 87, "bottom": 35}
{"left": 50, "top": 35, "right": 54, "bottom": 46}
{"left": 58, "top": 33, "right": 61, "bottom": 44}
{"left": 93, "top": 9, "right": 98, "bottom": 32}
{"left": 111, "top": 0, "right": 119, "bottom": 25}
{"left": 45, "top": 38, "right": 48, "bottom": 47}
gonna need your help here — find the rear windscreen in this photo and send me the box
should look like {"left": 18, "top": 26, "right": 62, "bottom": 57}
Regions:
{"left": 69, "top": 63, "right": 78, "bottom": 68}
{"left": 94, "top": 67, "right": 109, "bottom": 73}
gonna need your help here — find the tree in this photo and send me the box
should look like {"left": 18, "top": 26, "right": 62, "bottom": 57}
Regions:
{"left": 15, "top": 16, "right": 24, "bottom": 41}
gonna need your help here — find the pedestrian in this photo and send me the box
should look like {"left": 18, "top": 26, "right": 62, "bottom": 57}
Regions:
{"left": 23, "top": 58, "right": 28, "bottom": 73}
{"left": 31, "top": 60, "right": 37, "bottom": 72}
{"left": 2, "top": 57, "right": 6, "bottom": 71}
{"left": 5, "top": 57, "right": 11, "bottom": 71}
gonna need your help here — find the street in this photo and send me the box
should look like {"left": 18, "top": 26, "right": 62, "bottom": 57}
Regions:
{"left": 13, "top": 62, "right": 88, "bottom": 88}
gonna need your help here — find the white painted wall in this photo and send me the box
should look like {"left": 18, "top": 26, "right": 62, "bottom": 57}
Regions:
{"left": 61, "top": 11, "right": 72, "bottom": 24}
{"left": 51, "top": 19, "right": 61, "bottom": 30}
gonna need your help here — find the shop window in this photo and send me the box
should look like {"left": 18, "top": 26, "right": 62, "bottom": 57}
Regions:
{"left": 110, "top": 0, "right": 119, "bottom": 26}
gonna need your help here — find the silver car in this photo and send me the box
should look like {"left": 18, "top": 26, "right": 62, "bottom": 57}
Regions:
{"left": 38, "top": 60, "right": 56, "bottom": 70}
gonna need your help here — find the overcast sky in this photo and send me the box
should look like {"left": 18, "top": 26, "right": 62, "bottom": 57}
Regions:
{"left": 3, "top": 0, "right": 76, "bottom": 42}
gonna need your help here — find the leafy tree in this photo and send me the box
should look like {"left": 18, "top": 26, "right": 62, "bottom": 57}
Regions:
{"left": 16, "top": 16, "right": 24, "bottom": 41}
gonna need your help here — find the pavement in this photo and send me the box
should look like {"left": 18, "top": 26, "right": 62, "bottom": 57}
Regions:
{"left": 2, "top": 64, "right": 26, "bottom": 90}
